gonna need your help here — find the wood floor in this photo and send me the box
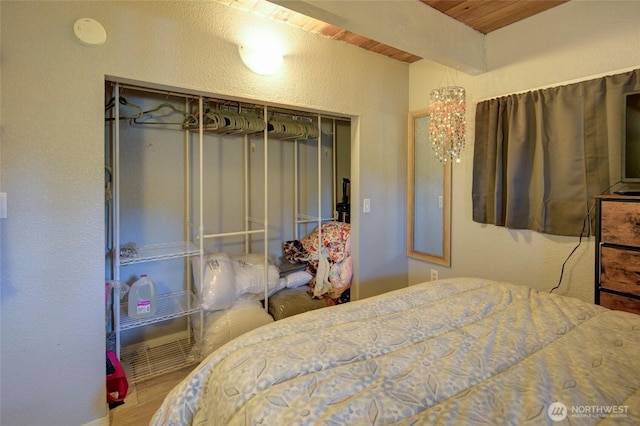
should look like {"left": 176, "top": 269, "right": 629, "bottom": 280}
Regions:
{"left": 110, "top": 366, "right": 195, "bottom": 426}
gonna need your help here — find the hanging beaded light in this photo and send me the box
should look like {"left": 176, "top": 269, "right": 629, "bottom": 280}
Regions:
{"left": 428, "top": 86, "right": 466, "bottom": 163}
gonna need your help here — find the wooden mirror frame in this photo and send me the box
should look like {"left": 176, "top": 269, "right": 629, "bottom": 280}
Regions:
{"left": 407, "top": 109, "right": 451, "bottom": 266}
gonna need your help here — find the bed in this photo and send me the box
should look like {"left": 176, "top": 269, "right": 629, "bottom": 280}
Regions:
{"left": 152, "top": 278, "right": 640, "bottom": 425}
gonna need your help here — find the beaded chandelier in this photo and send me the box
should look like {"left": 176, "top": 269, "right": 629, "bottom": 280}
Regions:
{"left": 428, "top": 86, "right": 466, "bottom": 163}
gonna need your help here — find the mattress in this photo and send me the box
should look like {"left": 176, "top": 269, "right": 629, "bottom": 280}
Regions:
{"left": 152, "top": 278, "right": 640, "bottom": 425}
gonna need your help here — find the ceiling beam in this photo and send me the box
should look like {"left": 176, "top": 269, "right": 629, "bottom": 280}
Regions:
{"left": 268, "top": 0, "right": 487, "bottom": 75}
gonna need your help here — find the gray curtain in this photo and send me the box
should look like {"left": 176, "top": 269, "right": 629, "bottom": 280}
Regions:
{"left": 473, "top": 69, "right": 640, "bottom": 236}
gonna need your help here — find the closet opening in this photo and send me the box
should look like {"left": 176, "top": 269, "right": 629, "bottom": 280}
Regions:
{"left": 104, "top": 79, "right": 352, "bottom": 382}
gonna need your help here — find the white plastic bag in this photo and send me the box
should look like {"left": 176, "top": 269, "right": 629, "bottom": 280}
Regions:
{"left": 191, "top": 298, "right": 274, "bottom": 358}
{"left": 192, "top": 253, "right": 236, "bottom": 311}
{"left": 231, "top": 254, "right": 280, "bottom": 297}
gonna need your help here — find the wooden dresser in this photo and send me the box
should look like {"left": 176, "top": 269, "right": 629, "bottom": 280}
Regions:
{"left": 595, "top": 195, "right": 640, "bottom": 315}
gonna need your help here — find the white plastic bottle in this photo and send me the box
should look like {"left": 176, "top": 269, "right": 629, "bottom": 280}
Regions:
{"left": 128, "top": 275, "right": 157, "bottom": 318}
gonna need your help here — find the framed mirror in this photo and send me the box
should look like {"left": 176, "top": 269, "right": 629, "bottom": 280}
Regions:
{"left": 407, "top": 109, "right": 451, "bottom": 266}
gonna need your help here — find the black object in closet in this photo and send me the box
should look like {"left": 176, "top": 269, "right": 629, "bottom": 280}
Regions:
{"left": 336, "top": 178, "right": 350, "bottom": 224}
{"left": 104, "top": 96, "right": 143, "bottom": 120}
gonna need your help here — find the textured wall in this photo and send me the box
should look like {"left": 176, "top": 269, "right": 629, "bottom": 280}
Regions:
{"left": 408, "top": 1, "right": 640, "bottom": 303}
{"left": 0, "top": 2, "right": 408, "bottom": 424}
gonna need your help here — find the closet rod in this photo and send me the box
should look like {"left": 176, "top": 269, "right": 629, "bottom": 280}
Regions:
{"left": 114, "top": 83, "right": 201, "bottom": 100}
{"left": 108, "top": 81, "right": 350, "bottom": 122}
{"left": 114, "top": 83, "right": 264, "bottom": 116}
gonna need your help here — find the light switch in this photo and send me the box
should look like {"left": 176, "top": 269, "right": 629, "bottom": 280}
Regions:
{"left": 363, "top": 198, "right": 371, "bottom": 213}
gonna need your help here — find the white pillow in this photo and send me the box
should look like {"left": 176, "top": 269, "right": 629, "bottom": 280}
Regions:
{"left": 191, "top": 253, "right": 236, "bottom": 311}
{"left": 285, "top": 270, "right": 313, "bottom": 288}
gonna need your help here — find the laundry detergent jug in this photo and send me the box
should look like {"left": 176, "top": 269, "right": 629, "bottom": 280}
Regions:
{"left": 127, "top": 275, "right": 157, "bottom": 318}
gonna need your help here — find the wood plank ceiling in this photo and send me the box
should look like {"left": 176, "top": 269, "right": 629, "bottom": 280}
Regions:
{"left": 420, "top": 0, "right": 569, "bottom": 35}
{"left": 216, "top": 0, "right": 570, "bottom": 64}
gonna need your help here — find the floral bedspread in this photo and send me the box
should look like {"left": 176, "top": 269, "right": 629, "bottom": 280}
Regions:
{"left": 152, "top": 278, "right": 640, "bottom": 425}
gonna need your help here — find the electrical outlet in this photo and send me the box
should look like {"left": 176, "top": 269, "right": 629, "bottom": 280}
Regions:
{"left": 430, "top": 269, "right": 438, "bottom": 281}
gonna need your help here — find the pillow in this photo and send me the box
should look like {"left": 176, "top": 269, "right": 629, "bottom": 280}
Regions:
{"left": 285, "top": 270, "right": 313, "bottom": 288}
{"left": 191, "top": 253, "right": 236, "bottom": 311}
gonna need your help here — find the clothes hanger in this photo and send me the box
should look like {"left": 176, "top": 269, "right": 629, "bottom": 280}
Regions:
{"left": 270, "top": 116, "right": 317, "bottom": 140}
{"left": 105, "top": 97, "right": 143, "bottom": 121}
{"left": 142, "top": 102, "right": 183, "bottom": 114}
{"left": 105, "top": 97, "right": 116, "bottom": 112}
{"left": 133, "top": 102, "right": 192, "bottom": 125}
{"left": 184, "top": 101, "right": 266, "bottom": 134}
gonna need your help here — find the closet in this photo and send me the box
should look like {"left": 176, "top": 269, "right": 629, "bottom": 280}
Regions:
{"left": 105, "top": 80, "right": 351, "bottom": 382}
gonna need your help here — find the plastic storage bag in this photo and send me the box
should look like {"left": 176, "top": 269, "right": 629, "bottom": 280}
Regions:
{"left": 231, "top": 253, "right": 280, "bottom": 297}
{"left": 192, "top": 253, "right": 236, "bottom": 311}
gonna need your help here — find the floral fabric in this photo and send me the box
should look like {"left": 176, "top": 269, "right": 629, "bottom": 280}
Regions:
{"left": 300, "top": 221, "right": 350, "bottom": 263}
{"left": 282, "top": 222, "right": 351, "bottom": 299}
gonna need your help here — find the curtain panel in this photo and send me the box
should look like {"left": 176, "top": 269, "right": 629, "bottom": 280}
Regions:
{"left": 473, "top": 69, "right": 640, "bottom": 236}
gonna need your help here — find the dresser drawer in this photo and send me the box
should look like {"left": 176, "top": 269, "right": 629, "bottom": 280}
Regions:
{"left": 599, "top": 291, "right": 640, "bottom": 315}
{"left": 600, "top": 246, "right": 640, "bottom": 297}
{"left": 600, "top": 200, "right": 640, "bottom": 246}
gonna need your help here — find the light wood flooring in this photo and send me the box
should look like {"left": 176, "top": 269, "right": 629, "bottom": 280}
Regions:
{"left": 110, "top": 366, "right": 195, "bottom": 426}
